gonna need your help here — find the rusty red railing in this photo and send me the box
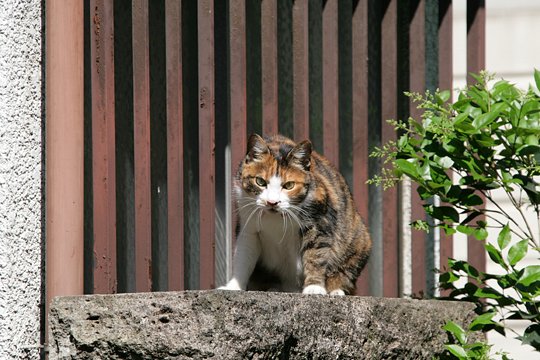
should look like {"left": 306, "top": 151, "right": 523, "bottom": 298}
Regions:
{"left": 47, "top": 0, "right": 486, "bottom": 301}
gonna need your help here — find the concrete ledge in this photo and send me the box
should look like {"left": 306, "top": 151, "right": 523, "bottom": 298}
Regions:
{"left": 49, "top": 290, "right": 480, "bottom": 359}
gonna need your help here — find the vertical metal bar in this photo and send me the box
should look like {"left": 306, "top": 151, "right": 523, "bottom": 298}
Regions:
{"left": 409, "top": 0, "right": 427, "bottom": 298}
{"left": 230, "top": 0, "right": 248, "bottom": 270}
{"left": 230, "top": 0, "right": 248, "bottom": 173}
{"left": 198, "top": 0, "right": 216, "bottom": 290}
{"left": 466, "top": 0, "right": 486, "bottom": 274}
{"left": 165, "top": 0, "right": 184, "bottom": 291}
{"left": 439, "top": 0, "right": 453, "bottom": 98}
{"left": 352, "top": 0, "right": 370, "bottom": 296}
{"left": 292, "top": 0, "right": 309, "bottom": 141}
{"left": 438, "top": 0, "right": 453, "bottom": 286}
{"left": 466, "top": 0, "right": 485, "bottom": 83}
{"left": 261, "top": 0, "right": 279, "bottom": 135}
{"left": 381, "top": 0, "right": 400, "bottom": 298}
{"left": 132, "top": 0, "right": 152, "bottom": 292}
{"left": 322, "top": 0, "right": 339, "bottom": 166}
{"left": 438, "top": 1, "right": 452, "bottom": 93}
{"left": 90, "top": 0, "right": 117, "bottom": 295}
{"left": 46, "top": 0, "right": 84, "bottom": 312}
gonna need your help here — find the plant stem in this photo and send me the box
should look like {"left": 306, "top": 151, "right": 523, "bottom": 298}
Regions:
{"left": 504, "top": 188, "right": 538, "bottom": 245}
{"left": 481, "top": 192, "right": 532, "bottom": 240}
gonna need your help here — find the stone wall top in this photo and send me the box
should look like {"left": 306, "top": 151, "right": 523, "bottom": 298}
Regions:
{"left": 49, "top": 290, "right": 480, "bottom": 359}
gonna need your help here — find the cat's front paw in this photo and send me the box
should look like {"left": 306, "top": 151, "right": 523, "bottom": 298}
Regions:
{"left": 302, "top": 284, "right": 327, "bottom": 295}
{"left": 329, "top": 289, "right": 346, "bottom": 296}
{"left": 217, "top": 279, "right": 244, "bottom": 291}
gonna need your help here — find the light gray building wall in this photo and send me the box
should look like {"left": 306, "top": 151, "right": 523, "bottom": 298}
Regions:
{"left": 0, "top": 0, "right": 44, "bottom": 359}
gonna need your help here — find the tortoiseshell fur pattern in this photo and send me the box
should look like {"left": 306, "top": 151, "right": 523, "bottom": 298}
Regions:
{"left": 219, "top": 134, "right": 371, "bottom": 295}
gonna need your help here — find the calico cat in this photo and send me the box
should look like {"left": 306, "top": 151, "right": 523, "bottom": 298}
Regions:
{"left": 219, "top": 134, "right": 371, "bottom": 295}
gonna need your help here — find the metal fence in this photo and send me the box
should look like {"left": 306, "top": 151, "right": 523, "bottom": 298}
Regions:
{"left": 80, "top": 0, "right": 485, "bottom": 297}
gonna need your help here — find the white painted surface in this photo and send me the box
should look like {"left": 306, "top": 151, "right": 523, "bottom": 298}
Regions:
{"left": 0, "top": 0, "right": 43, "bottom": 359}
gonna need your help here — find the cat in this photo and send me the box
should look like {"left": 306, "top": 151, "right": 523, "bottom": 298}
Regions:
{"left": 219, "top": 134, "right": 371, "bottom": 295}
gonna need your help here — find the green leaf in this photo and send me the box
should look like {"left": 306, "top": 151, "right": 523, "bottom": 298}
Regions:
{"left": 467, "top": 342, "right": 493, "bottom": 359}
{"left": 453, "top": 112, "right": 470, "bottom": 126}
{"left": 419, "top": 161, "right": 431, "bottom": 181}
{"left": 472, "top": 111, "right": 500, "bottom": 129}
{"left": 474, "top": 227, "right": 488, "bottom": 241}
{"left": 485, "top": 243, "right": 505, "bottom": 267}
{"left": 521, "top": 100, "right": 540, "bottom": 117}
{"left": 462, "top": 194, "right": 484, "bottom": 207}
{"left": 443, "top": 321, "right": 467, "bottom": 345}
{"left": 497, "top": 273, "right": 518, "bottom": 289}
{"left": 518, "top": 265, "right": 540, "bottom": 287}
{"left": 432, "top": 206, "right": 460, "bottom": 223}
{"left": 438, "top": 90, "right": 451, "bottom": 103}
{"left": 435, "top": 155, "right": 454, "bottom": 169}
{"left": 492, "top": 80, "right": 514, "bottom": 99}
{"left": 472, "top": 287, "right": 500, "bottom": 300}
{"left": 469, "top": 311, "right": 496, "bottom": 331}
{"left": 454, "top": 119, "right": 479, "bottom": 134}
{"left": 460, "top": 211, "right": 482, "bottom": 226}
{"left": 450, "top": 260, "right": 480, "bottom": 279}
{"left": 469, "top": 72, "right": 485, "bottom": 85}
{"left": 535, "top": 68, "right": 540, "bottom": 91}
{"left": 517, "top": 144, "right": 540, "bottom": 156}
{"left": 525, "top": 134, "right": 539, "bottom": 146}
{"left": 521, "top": 324, "right": 540, "bottom": 351}
{"left": 440, "top": 271, "right": 460, "bottom": 284}
{"left": 394, "top": 159, "right": 418, "bottom": 179}
{"left": 445, "top": 344, "right": 468, "bottom": 359}
{"left": 457, "top": 225, "right": 475, "bottom": 235}
{"left": 507, "top": 239, "right": 529, "bottom": 266}
{"left": 497, "top": 225, "right": 511, "bottom": 250}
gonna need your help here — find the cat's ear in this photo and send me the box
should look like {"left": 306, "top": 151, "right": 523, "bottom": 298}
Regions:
{"left": 287, "top": 140, "right": 312, "bottom": 171}
{"left": 246, "top": 133, "right": 270, "bottom": 162}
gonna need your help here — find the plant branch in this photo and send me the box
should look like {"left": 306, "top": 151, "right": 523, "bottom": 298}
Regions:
{"left": 502, "top": 188, "right": 538, "bottom": 246}
{"left": 482, "top": 190, "right": 533, "bottom": 241}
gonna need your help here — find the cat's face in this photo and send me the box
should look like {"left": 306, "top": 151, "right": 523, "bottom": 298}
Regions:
{"left": 238, "top": 134, "right": 312, "bottom": 213}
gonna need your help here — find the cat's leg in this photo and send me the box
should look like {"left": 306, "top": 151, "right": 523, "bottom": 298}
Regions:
{"left": 300, "top": 232, "right": 330, "bottom": 295}
{"left": 325, "top": 273, "right": 355, "bottom": 296}
{"left": 218, "top": 233, "right": 261, "bottom": 291}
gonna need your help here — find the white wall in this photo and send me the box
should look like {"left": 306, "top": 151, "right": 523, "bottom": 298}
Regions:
{"left": 454, "top": 1, "right": 540, "bottom": 359}
{"left": 0, "top": 0, "right": 44, "bottom": 359}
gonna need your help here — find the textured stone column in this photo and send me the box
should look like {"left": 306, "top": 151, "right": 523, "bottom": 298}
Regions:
{"left": 0, "top": 0, "right": 44, "bottom": 359}
{"left": 49, "top": 291, "right": 481, "bottom": 359}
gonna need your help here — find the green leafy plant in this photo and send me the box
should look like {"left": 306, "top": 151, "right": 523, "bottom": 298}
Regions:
{"left": 440, "top": 320, "right": 494, "bottom": 360}
{"left": 370, "top": 70, "right": 540, "bottom": 355}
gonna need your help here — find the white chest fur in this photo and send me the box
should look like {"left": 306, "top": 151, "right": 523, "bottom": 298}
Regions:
{"left": 257, "top": 210, "right": 302, "bottom": 283}
{"left": 235, "top": 196, "right": 303, "bottom": 291}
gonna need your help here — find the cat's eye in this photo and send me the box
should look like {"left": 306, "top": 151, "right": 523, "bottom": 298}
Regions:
{"left": 282, "top": 181, "right": 295, "bottom": 190}
{"left": 255, "top": 177, "right": 267, "bottom": 187}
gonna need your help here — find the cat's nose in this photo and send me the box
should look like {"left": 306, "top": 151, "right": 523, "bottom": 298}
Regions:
{"left": 266, "top": 200, "right": 280, "bottom": 207}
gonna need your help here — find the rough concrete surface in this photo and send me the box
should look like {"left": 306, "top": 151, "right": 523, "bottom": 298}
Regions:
{"left": 0, "top": 0, "right": 43, "bottom": 359}
{"left": 50, "top": 290, "right": 480, "bottom": 359}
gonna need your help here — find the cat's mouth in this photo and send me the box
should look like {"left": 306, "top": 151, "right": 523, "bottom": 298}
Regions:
{"left": 264, "top": 200, "right": 281, "bottom": 213}
{"left": 265, "top": 206, "right": 280, "bottom": 213}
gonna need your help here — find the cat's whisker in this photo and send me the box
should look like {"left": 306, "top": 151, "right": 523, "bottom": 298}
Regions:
{"left": 235, "top": 201, "right": 255, "bottom": 212}
{"left": 237, "top": 204, "right": 262, "bottom": 238}
{"left": 288, "top": 203, "right": 311, "bottom": 219}
{"left": 257, "top": 207, "right": 264, "bottom": 232}
{"left": 279, "top": 211, "right": 289, "bottom": 244}
{"left": 285, "top": 209, "right": 305, "bottom": 238}
{"left": 234, "top": 198, "right": 258, "bottom": 214}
